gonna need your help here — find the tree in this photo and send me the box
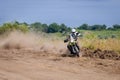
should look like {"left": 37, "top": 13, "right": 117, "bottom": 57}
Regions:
{"left": 107, "top": 27, "right": 113, "bottom": 30}
{"left": 18, "top": 24, "right": 29, "bottom": 33}
{"left": 47, "top": 23, "right": 60, "bottom": 33}
{"left": 14, "top": 21, "right": 20, "bottom": 25}
{"left": 78, "top": 24, "right": 89, "bottom": 30}
{"left": 90, "top": 24, "right": 107, "bottom": 30}
{"left": 59, "top": 23, "right": 68, "bottom": 33}
{"left": 0, "top": 22, "right": 29, "bottom": 34}
{"left": 30, "top": 22, "right": 42, "bottom": 32}
{"left": 113, "top": 24, "right": 120, "bottom": 30}
{"left": 41, "top": 24, "right": 48, "bottom": 32}
{"left": 22, "top": 22, "right": 28, "bottom": 26}
{"left": 102, "top": 24, "right": 107, "bottom": 30}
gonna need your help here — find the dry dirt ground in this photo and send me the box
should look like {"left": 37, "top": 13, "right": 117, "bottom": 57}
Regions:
{"left": 0, "top": 49, "right": 120, "bottom": 80}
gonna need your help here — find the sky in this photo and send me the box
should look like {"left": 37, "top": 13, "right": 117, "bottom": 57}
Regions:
{"left": 0, "top": 0, "right": 120, "bottom": 27}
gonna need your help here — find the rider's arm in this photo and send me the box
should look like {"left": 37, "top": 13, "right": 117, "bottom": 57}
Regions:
{"left": 64, "top": 35, "right": 70, "bottom": 43}
{"left": 76, "top": 32, "right": 81, "bottom": 37}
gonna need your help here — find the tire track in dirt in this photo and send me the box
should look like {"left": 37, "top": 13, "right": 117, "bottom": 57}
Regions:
{"left": 0, "top": 49, "right": 120, "bottom": 80}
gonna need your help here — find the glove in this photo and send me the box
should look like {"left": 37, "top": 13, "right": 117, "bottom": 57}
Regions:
{"left": 64, "top": 39, "right": 68, "bottom": 43}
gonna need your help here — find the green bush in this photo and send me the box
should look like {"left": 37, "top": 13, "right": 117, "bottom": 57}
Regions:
{"left": 0, "top": 22, "right": 29, "bottom": 34}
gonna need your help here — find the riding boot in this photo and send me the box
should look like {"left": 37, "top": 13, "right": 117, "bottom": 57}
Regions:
{"left": 75, "top": 43, "right": 80, "bottom": 50}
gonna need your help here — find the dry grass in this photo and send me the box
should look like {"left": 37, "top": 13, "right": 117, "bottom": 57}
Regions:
{"left": 79, "top": 38, "right": 120, "bottom": 53}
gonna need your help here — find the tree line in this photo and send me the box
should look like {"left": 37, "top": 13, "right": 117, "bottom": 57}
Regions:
{"left": 0, "top": 21, "right": 120, "bottom": 34}
{"left": 77, "top": 24, "right": 120, "bottom": 30}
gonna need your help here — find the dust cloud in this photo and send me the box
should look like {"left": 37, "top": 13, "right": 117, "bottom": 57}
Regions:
{"left": 0, "top": 31, "right": 67, "bottom": 54}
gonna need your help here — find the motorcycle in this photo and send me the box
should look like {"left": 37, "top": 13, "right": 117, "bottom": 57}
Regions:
{"left": 64, "top": 39, "right": 80, "bottom": 57}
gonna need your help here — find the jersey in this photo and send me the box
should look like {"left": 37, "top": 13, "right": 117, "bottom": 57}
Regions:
{"left": 69, "top": 32, "right": 80, "bottom": 42}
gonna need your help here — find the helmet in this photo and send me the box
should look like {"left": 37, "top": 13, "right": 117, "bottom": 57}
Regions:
{"left": 72, "top": 28, "right": 76, "bottom": 32}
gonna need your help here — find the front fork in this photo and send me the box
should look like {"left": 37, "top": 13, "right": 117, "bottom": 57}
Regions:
{"left": 67, "top": 42, "right": 80, "bottom": 53}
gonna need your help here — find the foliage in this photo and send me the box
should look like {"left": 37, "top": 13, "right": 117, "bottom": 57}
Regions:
{"left": 47, "top": 23, "right": 60, "bottom": 33}
{"left": 30, "top": 22, "right": 44, "bottom": 32}
{"left": 0, "top": 21, "right": 120, "bottom": 52}
{"left": 0, "top": 22, "right": 29, "bottom": 34}
{"left": 77, "top": 24, "right": 89, "bottom": 30}
{"left": 77, "top": 24, "right": 107, "bottom": 30}
{"left": 29, "top": 22, "right": 71, "bottom": 33}
{"left": 1, "top": 21, "right": 117, "bottom": 34}
{"left": 113, "top": 24, "right": 120, "bottom": 30}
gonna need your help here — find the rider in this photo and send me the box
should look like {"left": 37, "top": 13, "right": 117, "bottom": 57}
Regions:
{"left": 64, "top": 28, "right": 80, "bottom": 54}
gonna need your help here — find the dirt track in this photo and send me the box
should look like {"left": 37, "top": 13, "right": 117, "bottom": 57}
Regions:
{"left": 0, "top": 32, "right": 120, "bottom": 80}
{"left": 0, "top": 49, "right": 120, "bottom": 80}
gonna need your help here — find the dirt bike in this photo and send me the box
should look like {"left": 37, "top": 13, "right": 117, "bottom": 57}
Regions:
{"left": 64, "top": 39, "right": 80, "bottom": 57}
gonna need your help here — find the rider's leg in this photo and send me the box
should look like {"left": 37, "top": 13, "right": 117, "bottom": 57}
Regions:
{"left": 67, "top": 45, "right": 73, "bottom": 54}
{"left": 67, "top": 45, "right": 71, "bottom": 51}
{"left": 75, "top": 43, "right": 80, "bottom": 50}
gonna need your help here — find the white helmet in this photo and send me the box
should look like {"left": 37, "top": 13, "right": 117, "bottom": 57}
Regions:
{"left": 72, "top": 28, "right": 76, "bottom": 32}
